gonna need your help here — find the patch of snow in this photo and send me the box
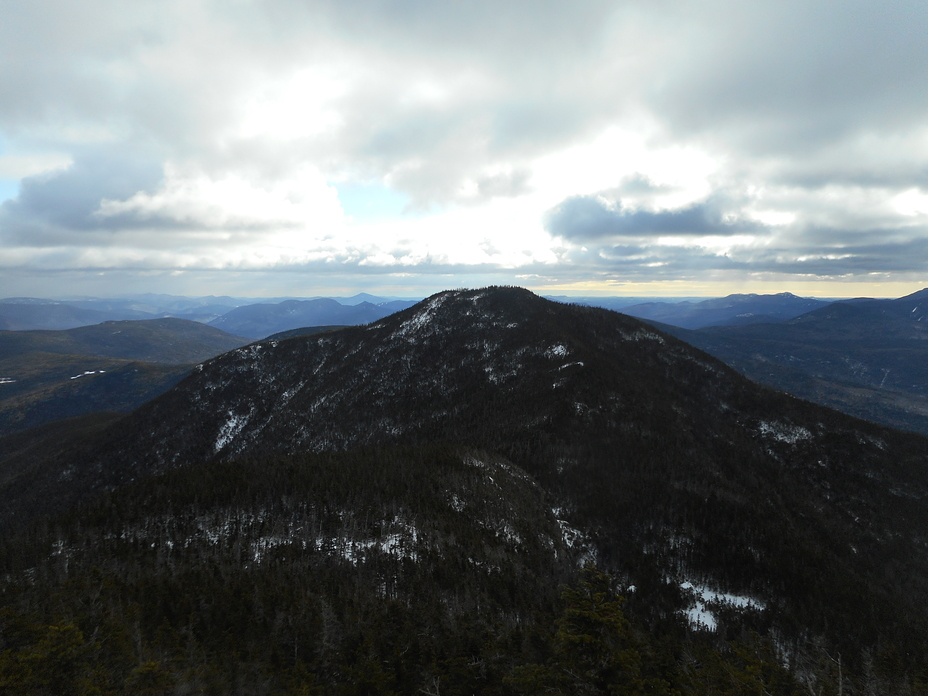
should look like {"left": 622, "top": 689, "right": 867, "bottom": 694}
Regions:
{"left": 70, "top": 370, "right": 106, "bottom": 380}
{"left": 278, "top": 381, "right": 306, "bottom": 408}
{"left": 684, "top": 605, "right": 718, "bottom": 631}
{"left": 681, "top": 581, "right": 765, "bottom": 610}
{"left": 448, "top": 493, "right": 466, "bottom": 512}
{"left": 214, "top": 409, "right": 252, "bottom": 452}
{"left": 395, "top": 294, "right": 448, "bottom": 339}
{"left": 679, "top": 580, "right": 765, "bottom": 632}
{"left": 757, "top": 420, "right": 812, "bottom": 444}
{"left": 464, "top": 455, "right": 489, "bottom": 469}
{"left": 251, "top": 535, "right": 292, "bottom": 564}
{"left": 0, "top": 377, "right": 15, "bottom": 384}
{"left": 556, "top": 518, "right": 586, "bottom": 549}
{"left": 558, "top": 361, "right": 584, "bottom": 370}
{"left": 858, "top": 433, "right": 888, "bottom": 450}
{"left": 236, "top": 344, "right": 266, "bottom": 359}
{"left": 545, "top": 344, "right": 569, "bottom": 358}
{"left": 339, "top": 518, "right": 421, "bottom": 564}
{"left": 497, "top": 522, "right": 522, "bottom": 546}
{"left": 622, "top": 330, "right": 666, "bottom": 344}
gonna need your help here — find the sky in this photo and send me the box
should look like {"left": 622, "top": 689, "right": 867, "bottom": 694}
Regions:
{"left": 1, "top": 0, "right": 928, "bottom": 300}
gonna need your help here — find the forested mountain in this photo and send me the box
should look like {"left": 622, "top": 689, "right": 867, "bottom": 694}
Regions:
{"left": 208, "top": 298, "right": 419, "bottom": 339}
{"left": 0, "top": 298, "right": 155, "bottom": 330}
{"left": 655, "top": 290, "right": 928, "bottom": 435}
{"left": 2, "top": 287, "right": 927, "bottom": 694}
{"left": 0, "top": 317, "right": 249, "bottom": 364}
{"left": 0, "top": 319, "right": 249, "bottom": 435}
{"left": 620, "top": 292, "right": 830, "bottom": 329}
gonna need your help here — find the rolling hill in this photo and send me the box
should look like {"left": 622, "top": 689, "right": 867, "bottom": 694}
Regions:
{"left": 0, "top": 318, "right": 249, "bottom": 435}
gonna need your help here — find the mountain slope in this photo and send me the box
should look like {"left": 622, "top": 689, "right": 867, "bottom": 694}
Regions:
{"left": 5, "top": 443, "right": 819, "bottom": 695}
{"left": 655, "top": 298, "right": 928, "bottom": 435}
{"left": 0, "top": 355, "right": 190, "bottom": 435}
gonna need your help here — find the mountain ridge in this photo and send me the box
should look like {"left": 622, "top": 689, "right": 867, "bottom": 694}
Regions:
{"left": 656, "top": 295, "right": 928, "bottom": 435}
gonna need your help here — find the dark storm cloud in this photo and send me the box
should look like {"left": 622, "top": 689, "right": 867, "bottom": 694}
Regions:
{"left": 544, "top": 196, "right": 763, "bottom": 240}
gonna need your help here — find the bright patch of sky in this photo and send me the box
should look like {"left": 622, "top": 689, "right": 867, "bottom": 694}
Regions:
{"left": 0, "top": 180, "right": 18, "bottom": 204}
{"left": 335, "top": 182, "right": 411, "bottom": 222}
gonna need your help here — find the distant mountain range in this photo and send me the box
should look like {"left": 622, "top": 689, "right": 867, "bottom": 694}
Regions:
{"left": 617, "top": 291, "right": 831, "bottom": 329}
{"left": 208, "top": 298, "right": 419, "bottom": 339}
{"left": 0, "top": 293, "right": 422, "bottom": 332}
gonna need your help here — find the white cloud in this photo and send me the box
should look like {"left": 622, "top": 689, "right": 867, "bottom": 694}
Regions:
{"left": 0, "top": 152, "right": 72, "bottom": 179}
{"left": 1, "top": 0, "right": 927, "bottom": 296}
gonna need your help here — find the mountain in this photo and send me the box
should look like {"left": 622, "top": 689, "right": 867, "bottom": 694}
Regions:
{"left": 318, "top": 292, "right": 424, "bottom": 306}
{"left": 0, "top": 298, "right": 157, "bottom": 330}
{"left": 655, "top": 294, "right": 928, "bottom": 435}
{"left": 207, "top": 297, "right": 419, "bottom": 338}
{"left": 0, "top": 317, "right": 249, "bottom": 364}
{"left": 64, "top": 294, "right": 247, "bottom": 323}
{"left": 848, "top": 287, "right": 928, "bottom": 322}
{"left": 0, "top": 354, "right": 190, "bottom": 435}
{"left": 0, "top": 318, "right": 249, "bottom": 435}
{"left": 620, "top": 292, "right": 831, "bottom": 329}
{"left": 2, "top": 287, "right": 927, "bottom": 693}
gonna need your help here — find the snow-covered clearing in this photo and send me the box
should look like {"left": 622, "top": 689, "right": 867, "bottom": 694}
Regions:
{"left": 679, "top": 581, "right": 765, "bottom": 631}
{"left": 214, "top": 409, "right": 252, "bottom": 452}
{"left": 757, "top": 420, "right": 812, "bottom": 444}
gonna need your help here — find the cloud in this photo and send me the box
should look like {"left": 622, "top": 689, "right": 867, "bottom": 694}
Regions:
{"left": 0, "top": 149, "right": 164, "bottom": 244}
{"left": 1, "top": 0, "right": 928, "bottom": 295}
{"left": 544, "top": 196, "right": 763, "bottom": 240}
